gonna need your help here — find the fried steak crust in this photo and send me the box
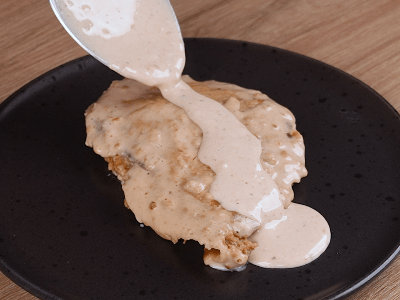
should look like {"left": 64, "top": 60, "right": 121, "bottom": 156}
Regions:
{"left": 85, "top": 76, "right": 306, "bottom": 269}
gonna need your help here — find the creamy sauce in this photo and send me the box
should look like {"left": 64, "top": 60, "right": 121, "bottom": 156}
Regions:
{"left": 248, "top": 203, "right": 330, "bottom": 268}
{"left": 161, "top": 80, "right": 281, "bottom": 222}
{"left": 58, "top": 0, "right": 184, "bottom": 87}
{"left": 58, "top": 0, "right": 330, "bottom": 269}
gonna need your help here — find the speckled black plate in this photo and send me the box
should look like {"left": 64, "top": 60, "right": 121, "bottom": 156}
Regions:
{"left": 1, "top": 38, "right": 400, "bottom": 300}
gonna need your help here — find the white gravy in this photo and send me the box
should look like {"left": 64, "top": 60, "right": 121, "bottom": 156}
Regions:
{"left": 59, "top": 0, "right": 330, "bottom": 269}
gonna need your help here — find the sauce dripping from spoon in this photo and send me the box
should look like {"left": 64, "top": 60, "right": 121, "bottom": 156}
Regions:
{"left": 51, "top": 0, "right": 330, "bottom": 270}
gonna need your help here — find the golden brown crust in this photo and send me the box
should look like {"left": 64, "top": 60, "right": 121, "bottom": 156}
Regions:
{"left": 85, "top": 75, "right": 307, "bottom": 269}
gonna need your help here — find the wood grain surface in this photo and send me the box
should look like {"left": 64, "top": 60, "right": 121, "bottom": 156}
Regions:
{"left": 0, "top": 0, "right": 399, "bottom": 299}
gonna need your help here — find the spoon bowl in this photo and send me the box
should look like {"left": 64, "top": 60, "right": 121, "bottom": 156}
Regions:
{"left": 49, "top": 0, "right": 185, "bottom": 86}
{"left": 49, "top": 0, "right": 106, "bottom": 65}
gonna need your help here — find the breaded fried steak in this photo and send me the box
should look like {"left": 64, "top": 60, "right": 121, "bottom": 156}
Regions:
{"left": 85, "top": 75, "right": 307, "bottom": 269}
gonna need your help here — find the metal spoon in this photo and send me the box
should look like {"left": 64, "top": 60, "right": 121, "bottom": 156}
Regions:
{"left": 49, "top": 0, "right": 107, "bottom": 65}
{"left": 49, "top": 0, "right": 185, "bottom": 86}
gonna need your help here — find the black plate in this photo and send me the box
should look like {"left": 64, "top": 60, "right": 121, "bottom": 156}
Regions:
{"left": 1, "top": 38, "right": 399, "bottom": 300}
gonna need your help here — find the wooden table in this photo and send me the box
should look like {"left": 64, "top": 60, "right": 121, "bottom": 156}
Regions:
{"left": 1, "top": 0, "right": 399, "bottom": 299}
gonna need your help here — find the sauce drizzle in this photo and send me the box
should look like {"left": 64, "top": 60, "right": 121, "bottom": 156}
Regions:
{"left": 58, "top": 0, "right": 331, "bottom": 270}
